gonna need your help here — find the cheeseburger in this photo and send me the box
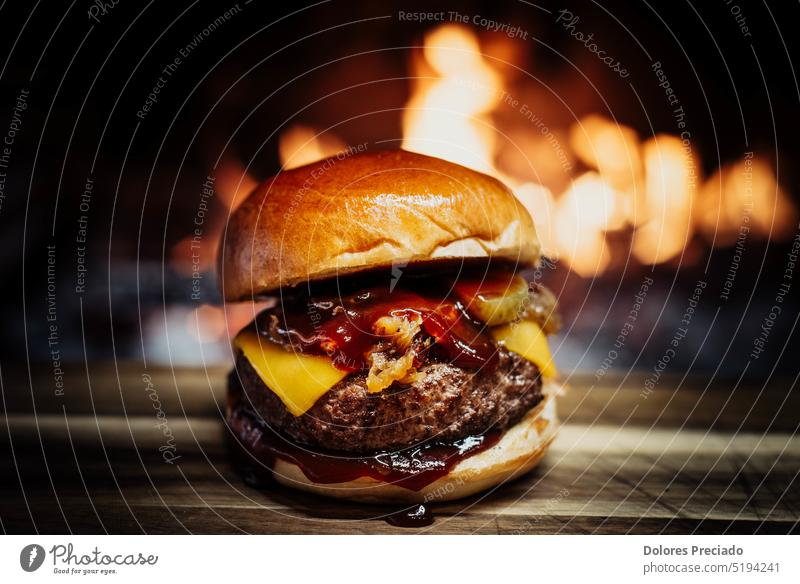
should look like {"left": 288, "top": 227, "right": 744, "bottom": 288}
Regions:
{"left": 221, "top": 150, "right": 561, "bottom": 503}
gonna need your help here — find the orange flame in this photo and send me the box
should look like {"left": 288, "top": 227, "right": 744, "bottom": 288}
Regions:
{"left": 570, "top": 115, "right": 642, "bottom": 191}
{"left": 402, "top": 25, "right": 501, "bottom": 173}
{"left": 216, "top": 157, "right": 259, "bottom": 211}
{"left": 551, "top": 173, "right": 621, "bottom": 276}
{"left": 632, "top": 135, "right": 699, "bottom": 265}
{"left": 696, "top": 156, "right": 797, "bottom": 246}
{"left": 279, "top": 125, "right": 346, "bottom": 170}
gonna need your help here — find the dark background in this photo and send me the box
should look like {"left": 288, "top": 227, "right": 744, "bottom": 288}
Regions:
{"left": 0, "top": 0, "right": 797, "bottom": 381}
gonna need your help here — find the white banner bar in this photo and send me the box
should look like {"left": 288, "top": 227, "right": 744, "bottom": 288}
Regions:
{"left": 1, "top": 535, "right": 797, "bottom": 583}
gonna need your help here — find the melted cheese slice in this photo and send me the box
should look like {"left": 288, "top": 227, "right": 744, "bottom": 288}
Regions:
{"left": 234, "top": 331, "right": 348, "bottom": 416}
{"left": 491, "top": 320, "right": 558, "bottom": 378}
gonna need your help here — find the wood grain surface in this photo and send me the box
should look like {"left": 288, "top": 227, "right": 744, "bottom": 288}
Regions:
{"left": 1, "top": 363, "right": 798, "bottom": 534}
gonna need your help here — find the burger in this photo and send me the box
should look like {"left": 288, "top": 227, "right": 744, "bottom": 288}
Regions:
{"left": 221, "top": 149, "right": 561, "bottom": 503}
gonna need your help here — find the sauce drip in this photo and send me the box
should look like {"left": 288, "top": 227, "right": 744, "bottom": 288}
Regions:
{"left": 228, "top": 404, "right": 501, "bottom": 492}
{"left": 386, "top": 504, "right": 434, "bottom": 528}
{"left": 255, "top": 284, "right": 501, "bottom": 372}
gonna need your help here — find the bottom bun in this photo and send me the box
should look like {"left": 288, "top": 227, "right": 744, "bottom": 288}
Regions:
{"left": 270, "top": 381, "right": 561, "bottom": 504}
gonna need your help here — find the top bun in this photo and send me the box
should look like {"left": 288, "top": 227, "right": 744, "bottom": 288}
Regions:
{"left": 220, "top": 149, "right": 540, "bottom": 300}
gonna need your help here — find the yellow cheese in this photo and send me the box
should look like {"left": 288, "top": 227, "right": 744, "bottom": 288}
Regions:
{"left": 491, "top": 320, "right": 558, "bottom": 378}
{"left": 234, "top": 331, "right": 348, "bottom": 416}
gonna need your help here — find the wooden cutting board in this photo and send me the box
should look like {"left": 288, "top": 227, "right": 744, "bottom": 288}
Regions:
{"left": 1, "top": 363, "right": 798, "bottom": 533}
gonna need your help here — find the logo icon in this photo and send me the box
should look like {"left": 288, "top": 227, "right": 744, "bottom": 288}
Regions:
{"left": 390, "top": 260, "right": 409, "bottom": 292}
{"left": 20, "top": 544, "right": 45, "bottom": 572}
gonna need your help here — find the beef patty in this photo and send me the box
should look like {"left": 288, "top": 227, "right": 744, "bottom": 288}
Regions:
{"left": 232, "top": 347, "right": 543, "bottom": 453}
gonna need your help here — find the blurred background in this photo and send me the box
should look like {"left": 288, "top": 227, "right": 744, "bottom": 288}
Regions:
{"left": 0, "top": 0, "right": 797, "bottom": 380}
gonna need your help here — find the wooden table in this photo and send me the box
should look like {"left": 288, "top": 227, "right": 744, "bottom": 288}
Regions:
{"left": 1, "top": 363, "right": 798, "bottom": 533}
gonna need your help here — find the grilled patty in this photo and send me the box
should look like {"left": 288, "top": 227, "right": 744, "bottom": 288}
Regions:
{"left": 232, "top": 347, "right": 543, "bottom": 453}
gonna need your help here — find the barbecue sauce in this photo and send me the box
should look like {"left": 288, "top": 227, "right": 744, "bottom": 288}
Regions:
{"left": 386, "top": 504, "right": 434, "bottom": 527}
{"left": 228, "top": 404, "right": 501, "bottom": 493}
{"left": 253, "top": 284, "right": 500, "bottom": 373}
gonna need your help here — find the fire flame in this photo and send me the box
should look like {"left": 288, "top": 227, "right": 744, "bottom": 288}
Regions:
{"left": 402, "top": 25, "right": 501, "bottom": 173}
{"left": 569, "top": 114, "right": 642, "bottom": 192}
{"left": 399, "top": 24, "right": 794, "bottom": 275}
{"left": 631, "top": 135, "right": 698, "bottom": 265}
{"left": 279, "top": 125, "right": 346, "bottom": 170}
{"left": 696, "top": 156, "right": 796, "bottom": 246}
